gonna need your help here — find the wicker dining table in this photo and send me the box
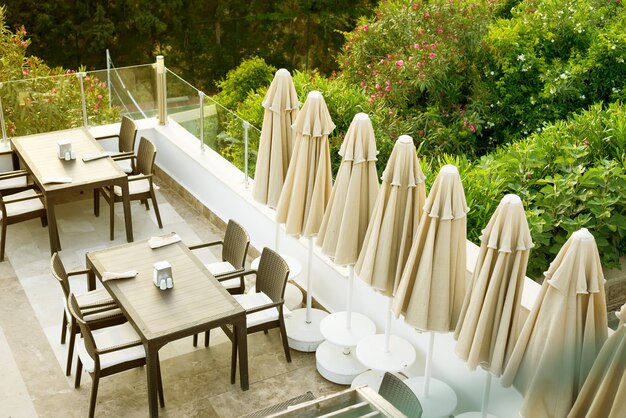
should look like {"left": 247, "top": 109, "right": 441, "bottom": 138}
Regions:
{"left": 11, "top": 127, "right": 133, "bottom": 253}
{"left": 85, "top": 238, "right": 249, "bottom": 417}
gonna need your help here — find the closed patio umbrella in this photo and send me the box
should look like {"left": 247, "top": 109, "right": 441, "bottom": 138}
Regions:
{"left": 501, "top": 228, "right": 608, "bottom": 418}
{"left": 252, "top": 68, "right": 299, "bottom": 209}
{"left": 315, "top": 113, "right": 379, "bottom": 384}
{"left": 454, "top": 194, "right": 533, "bottom": 418}
{"left": 567, "top": 303, "right": 626, "bottom": 418}
{"left": 276, "top": 90, "right": 334, "bottom": 351}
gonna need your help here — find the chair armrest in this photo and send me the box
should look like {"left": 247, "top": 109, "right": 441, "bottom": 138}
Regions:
{"left": 245, "top": 299, "right": 284, "bottom": 315}
{"left": 67, "top": 268, "right": 91, "bottom": 277}
{"left": 111, "top": 151, "right": 135, "bottom": 161}
{"left": 128, "top": 173, "right": 152, "bottom": 182}
{"left": 94, "top": 133, "right": 121, "bottom": 141}
{"left": 3, "top": 192, "right": 43, "bottom": 204}
{"left": 216, "top": 268, "right": 257, "bottom": 281}
{"left": 97, "top": 340, "right": 143, "bottom": 355}
{"left": 188, "top": 240, "right": 223, "bottom": 250}
{"left": 81, "top": 304, "right": 120, "bottom": 316}
{"left": 0, "top": 170, "right": 29, "bottom": 180}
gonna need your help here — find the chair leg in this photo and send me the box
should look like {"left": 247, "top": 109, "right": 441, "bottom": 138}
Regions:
{"left": 66, "top": 321, "right": 77, "bottom": 376}
{"left": 88, "top": 372, "right": 100, "bottom": 418}
{"left": 279, "top": 317, "right": 292, "bottom": 363}
{"left": 143, "top": 199, "right": 150, "bottom": 210}
{"left": 156, "top": 353, "right": 165, "bottom": 408}
{"left": 109, "top": 186, "right": 115, "bottom": 241}
{"left": 204, "top": 330, "right": 211, "bottom": 348}
{"left": 150, "top": 190, "right": 163, "bottom": 229}
{"left": 93, "top": 189, "right": 100, "bottom": 217}
{"left": 75, "top": 358, "right": 83, "bottom": 388}
{"left": 192, "top": 333, "right": 198, "bottom": 347}
{"left": 0, "top": 221, "right": 6, "bottom": 262}
{"left": 230, "top": 333, "right": 238, "bottom": 385}
{"left": 61, "top": 311, "right": 68, "bottom": 344}
{"left": 40, "top": 214, "right": 47, "bottom": 227}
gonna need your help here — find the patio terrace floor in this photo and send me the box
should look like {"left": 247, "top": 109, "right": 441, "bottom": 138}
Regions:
{"left": 0, "top": 178, "right": 343, "bottom": 417}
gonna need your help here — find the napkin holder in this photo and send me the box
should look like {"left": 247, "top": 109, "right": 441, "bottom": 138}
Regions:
{"left": 153, "top": 261, "right": 173, "bottom": 290}
{"left": 57, "top": 140, "right": 76, "bottom": 161}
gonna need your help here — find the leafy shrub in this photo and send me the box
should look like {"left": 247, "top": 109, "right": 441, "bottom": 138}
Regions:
{"left": 214, "top": 57, "right": 276, "bottom": 110}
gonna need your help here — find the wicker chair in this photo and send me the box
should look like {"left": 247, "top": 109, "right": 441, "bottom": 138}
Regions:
{"left": 51, "top": 253, "right": 125, "bottom": 376}
{"left": 378, "top": 372, "right": 423, "bottom": 418}
{"left": 68, "top": 293, "right": 164, "bottom": 418}
{"left": 0, "top": 171, "right": 47, "bottom": 261}
{"left": 217, "top": 247, "right": 291, "bottom": 384}
{"left": 95, "top": 136, "right": 163, "bottom": 240}
{"left": 94, "top": 115, "right": 138, "bottom": 174}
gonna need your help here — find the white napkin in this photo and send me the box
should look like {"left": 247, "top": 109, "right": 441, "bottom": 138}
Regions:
{"left": 42, "top": 176, "right": 72, "bottom": 184}
{"left": 82, "top": 152, "right": 109, "bottom": 162}
{"left": 148, "top": 233, "right": 181, "bottom": 249}
{"left": 102, "top": 270, "right": 139, "bottom": 282}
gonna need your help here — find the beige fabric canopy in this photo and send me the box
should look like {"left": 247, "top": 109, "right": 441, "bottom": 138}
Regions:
{"left": 317, "top": 113, "right": 379, "bottom": 266}
{"left": 354, "top": 135, "right": 426, "bottom": 296}
{"left": 454, "top": 194, "right": 533, "bottom": 376}
{"left": 567, "top": 303, "right": 626, "bottom": 418}
{"left": 501, "top": 228, "right": 608, "bottom": 418}
{"left": 392, "top": 164, "right": 469, "bottom": 332}
{"left": 253, "top": 68, "right": 300, "bottom": 208}
{"left": 275, "top": 90, "right": 335, "bottom": 238}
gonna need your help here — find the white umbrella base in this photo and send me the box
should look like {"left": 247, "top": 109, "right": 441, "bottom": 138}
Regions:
{"left": 285, "top": 308, "right": 328, "bottom": 352}
{"left": 251, "top": 283, "right": 303, "bottom": 311}
{"left": 356, "top": 334, "right": 416, "bottom": 372}
{"left": 351, "top": 370, "right": 386, "bottom": 391}
{"left": 319, "top": 312, "right": 376, "bottom": 347}
{"left": 404, "top": 377, "right": 458, "bottom": 418}
{"left": 316, "top": 341, "right": 368, "bottom": 385}
{"left": 456, "top": 412, "right": 498, "bottom": 418}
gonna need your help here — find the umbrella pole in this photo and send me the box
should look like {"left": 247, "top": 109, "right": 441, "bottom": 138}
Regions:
{"left": 481, "top": 372, "right": 493, "bottom": 418}
{"left": 423, "top": 332, "right": 435, "bottom": 397}
{"left": 346, "top": 265, "right": 354, "bottom": 330}
{"left": 305, "top": 237, "right": 314, "bottom": 323}
{"left": 384, "top": 297, "right": 393, "bottom": 353}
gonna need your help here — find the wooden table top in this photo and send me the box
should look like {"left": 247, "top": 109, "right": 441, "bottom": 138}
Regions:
{"left": 87, "top": 239, "right": 245, "bottom": 343}
{"left": 11, "top": 127, "right": 125, "bottom": 192}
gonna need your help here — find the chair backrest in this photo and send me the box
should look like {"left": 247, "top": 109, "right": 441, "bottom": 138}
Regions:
{"left": 118, "top": 116, "right": 138, "bottom": 153}
{"left": 378, "top": 372, "right": 423, "bottom": 418}
{"left": 50, "top": 252, "right": 71, "bottom": 300}
{"left": 222, "top": 220, "right": 250, "bottom": 270}
{"left": 67, "top": 293, "right": 99, "bottom": 368}
{"left": 136, "top": 137, "right": 156, "bottom": 176}
{"left": 256, "top": 248, "right": 289, "bottom": 303}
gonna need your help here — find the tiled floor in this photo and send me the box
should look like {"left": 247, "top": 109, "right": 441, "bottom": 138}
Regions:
{"left": 0, "top": 182, "right": 342, "bottom": 417}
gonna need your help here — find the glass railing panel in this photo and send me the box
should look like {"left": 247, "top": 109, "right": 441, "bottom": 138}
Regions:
{"left": 165, "top": 69, "right": 201, "bottom": 140}
{"left": 0, "top": 74, "right": 85, "bottom": 136}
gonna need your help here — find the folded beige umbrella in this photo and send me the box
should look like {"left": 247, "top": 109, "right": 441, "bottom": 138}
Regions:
{"left": 253, "top": 68, "right": 300, "bottom": 208}
{"left": 275, "top": 90, "right": 334, "bottom": 238}
{"left": 392, "top": 164, "right": 469, "bottom": 332}
{"left": 317, "top": 112, "right": 379, "bottom": 266}
{"left": 567, "top": 303, "right": 626, "bottom": 418}
{"left": 454, "top": 194, "right": 533, "bottom": 376}
{"left": 501, "top": 228, "right": 608, "bottom": 418}
{"left": 354, "top": 135, "right": 426, "bottom": 296}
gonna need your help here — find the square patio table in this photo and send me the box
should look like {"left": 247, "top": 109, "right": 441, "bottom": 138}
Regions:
{"left": 11, "top": 127, "right": 133, "bottom": 253}
{"left": 86, "top": 239, "right": 249, "bottom": 417}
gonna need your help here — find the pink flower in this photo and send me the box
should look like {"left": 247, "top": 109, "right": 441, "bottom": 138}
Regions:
{"left": 26, "top": 59, "right": 31, "bottom": 65}
{"left": 418, "top": 130, "right": 424, "bottom": 135}
{"left": 22, "top": 69, "right": 29, "bottom": 76}
{"left": 418, "top": 29, "right": 425, "bottom": 35}
{"left": 398, "top": 80, "right": 404, "bottom": 85}
{"left": 412, "top": 3, "right": 420, "bottom": 9}
{"left": 387, "top": 54, "right": 393, "bottom": 59}
{"left": 437, "top": 26, "right": 444, "bottom": 34}
{"left": 414, "top": 43, "right": 420, "bottom": 49}
{"left": 385, "top": 79, "right": 391, "bottom": 85}
{"left": 469, "top": 124, "right": 476, "bottom": 133}
{"left": 429, "top": 52, "right": 436, "bottom": 59}
{"left": 375, "top": 83, "right": 381, "bottom": 90}
{"left": 395, "top": 60, "right": 404, "bottom": 67}
{"left": 360, "top": 81, "right": 366, "bottom": 87}
{"left": 419, "top": 73, "right": 425, "bottom": 79}
{"left": 372, "top": 70, "right": 379, "bottom": 76}
{"left": 424, "top": 12, "right": 430, "bottom": 18}
{"left": 367, "top": 64, "right": 372, "bottom": 69}
{"left": 430, "top": 43, "right": 437, "bottom": 49}
{"left": 21, "top": 41, "right": 27, "bottom": 47}
{"left": 345, "top": 45, "right": 350, "bottom": 51}
{"left": 385, "top": 85, "right": 391, "bottom": 92}
{"left": 362, "top": 25, "right": 369, "bottom": 32}
{"left": 415, "top": 62, "right": 421, "bottom": 68}
{"left": 97, "top": 94, "right": 103, "bottom": 100}
{"left": 388, "top": 110, "right": 394, "bottom": 116}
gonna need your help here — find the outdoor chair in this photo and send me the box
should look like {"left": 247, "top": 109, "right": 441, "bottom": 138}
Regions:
{"left": 95, "top": 136, "right": 163, "bottom": 240}
{"left": 0, "top": 149, "right": 26, "bottom": 193}
{"left": 68, "top": 293, "right": 164, "bottom": 418}
{"left": 378, "top": 372, "right": 423, "bottom": 418}
{"left": 216, "top": 247, "right": 291, "bottom": 384}
{"left": 94, "top": 115, "right": 138, "bottom": 174}
{"left": 0, "top": 171, "right": 47, "bottom": 261}
{"left": 51, "top": 253, "right": 125, "bottom": 376}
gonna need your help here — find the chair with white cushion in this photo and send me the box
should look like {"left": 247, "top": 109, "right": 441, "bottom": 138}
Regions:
{"left": 94, "top": 115, "right": 138, "bottom": 174}
{"left": 96, "top": 136, "right": 162, "bottom": 240}
{"left": 68, "top": 293, "right": 164, "bottom": 418}
{"left": 217, "top": 247, "right": 291, "bottom": 383}
{"left": 51, "top": 253, "right": 124, "bottom": 376}
{"left": 0, "top": 171, "right": 47, "bottom": 261}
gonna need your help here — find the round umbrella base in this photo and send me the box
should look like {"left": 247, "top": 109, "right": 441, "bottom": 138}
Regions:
{"left": 350, "top": 370, "right": 386, "bottom": 391}
{"left": 404, "top": 377, "right": 458, "bottom": 418}
{"left": 319, "top": 312, "right": 376, "bottom": 347}
{"left": 356, "top": 334, "right": 416, "bottom": 373}
{"left": 456, "top": 412, "right": 498, "bottom": 418}
{"left": 316, "top": 341, "right": 368, "bottom": 385}
{"left": 285, "top": 308, "right": 328, "bottom": 352}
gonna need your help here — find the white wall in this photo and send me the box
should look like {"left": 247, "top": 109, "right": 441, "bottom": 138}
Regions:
{"left": 118, "top": 118, "right": 530, "bottom": 416}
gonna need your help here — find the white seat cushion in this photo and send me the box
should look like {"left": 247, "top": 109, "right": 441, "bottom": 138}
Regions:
{"left": 206, "top": 261, "right": 237, "bottom": 276}
{"left": 234, "top": 292, "right": 280, "bottom": 328}
{"left": 115, "top": 158, "right": 133, "bottom": 174}
{"left": 0, "top": 175, "right": 28, "bottom": 191}
{"left": 0, "top": 189, "right": 44, "bottom": 219}
{"left": 113, "top": 175, "right": 150, "bottom": 196}
{"left": 77, "top": 322, "right": 145, "bottom": 372}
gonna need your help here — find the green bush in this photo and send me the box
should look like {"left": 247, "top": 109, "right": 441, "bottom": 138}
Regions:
{"left": 214, "top": 57, "right": 276, "bottom": 110}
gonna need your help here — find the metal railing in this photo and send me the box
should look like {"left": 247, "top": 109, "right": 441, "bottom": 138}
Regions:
{"left": 0, "top": 55, "right": 260, "bottom": 184}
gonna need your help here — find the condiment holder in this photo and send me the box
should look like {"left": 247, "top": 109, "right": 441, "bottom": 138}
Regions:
{"left": 153, "top": 261, "right": 174, "bottom": 290}
{"left": 57, "top": 139, "right": 76, "bottom": 161}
